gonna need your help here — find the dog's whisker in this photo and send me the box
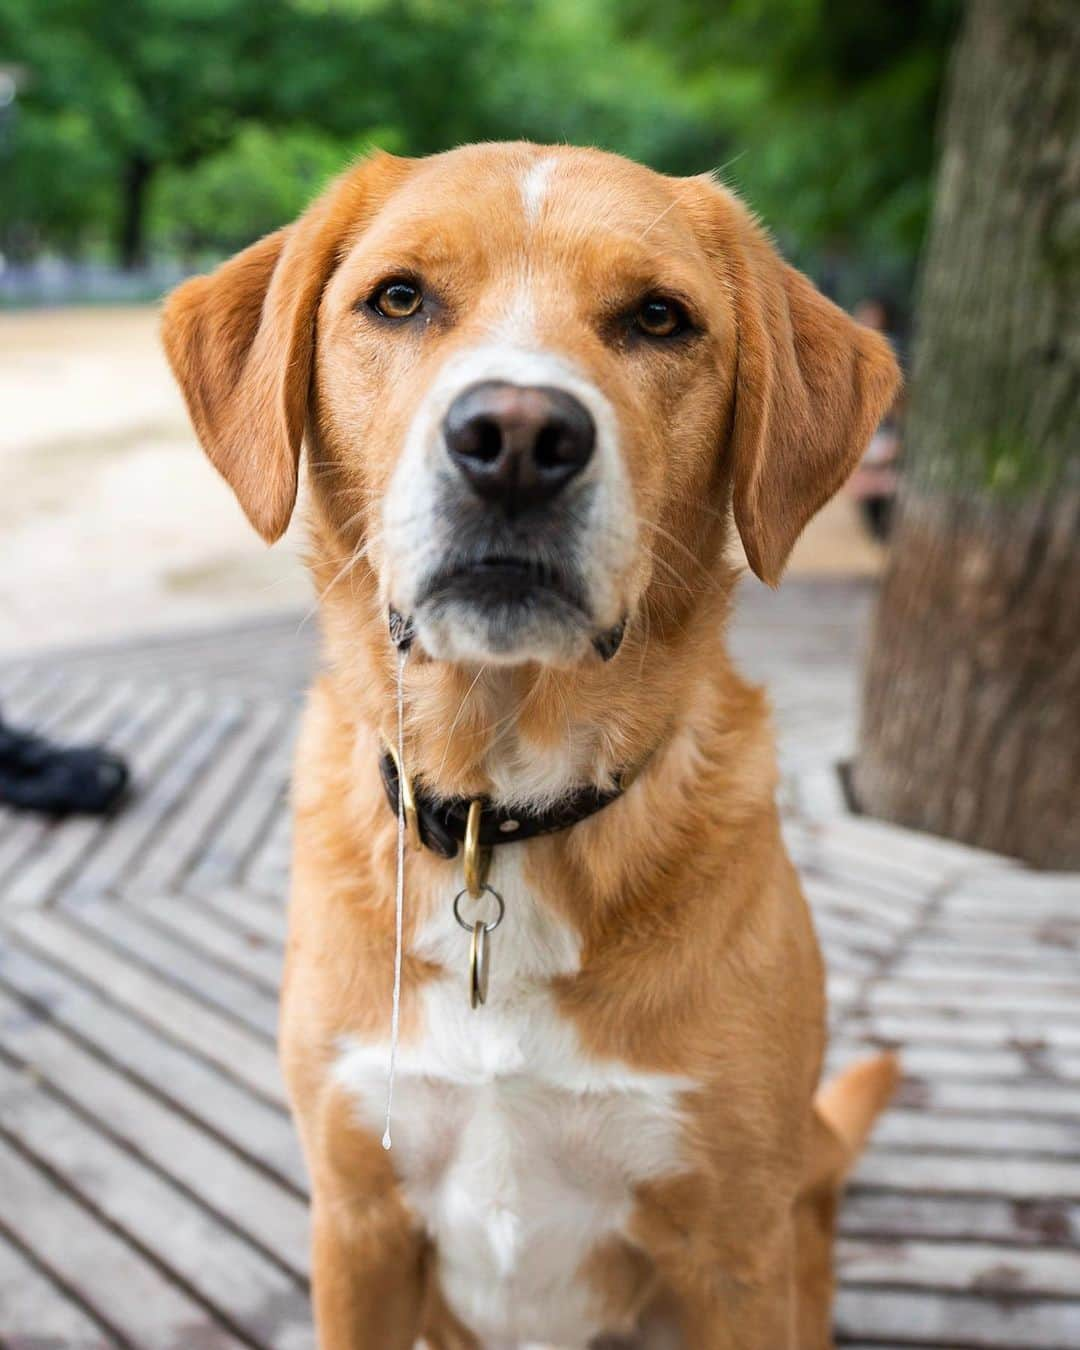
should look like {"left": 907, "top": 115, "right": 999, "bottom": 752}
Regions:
{"left": 434, "top": 664, "right": 489, "bottom": 783}
{"left": 297, "top": 538, "right": 374, "bottom": 631}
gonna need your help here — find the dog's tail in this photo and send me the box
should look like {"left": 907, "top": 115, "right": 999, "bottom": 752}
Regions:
{"left": 796, "top": 1054, "right": 900, "bottom": 1350}
{"left": 814, "top": 1051, "right": 900, "bottom": 1177}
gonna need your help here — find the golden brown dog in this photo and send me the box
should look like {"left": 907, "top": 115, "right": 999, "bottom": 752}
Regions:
{"left": 163, "top": 142, "right": 901, "bottom": 1349}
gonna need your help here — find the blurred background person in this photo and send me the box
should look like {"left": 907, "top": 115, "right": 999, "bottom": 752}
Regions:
{"left": 848, "top": 295, "right": 907, "bottom": 541}
{"left": 0, "top": 707, "right": 128, "bottom": 814}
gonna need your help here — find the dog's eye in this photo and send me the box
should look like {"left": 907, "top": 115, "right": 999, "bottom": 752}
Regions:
{"left": 635, "top": 296, "right": 688, "bottom": 339}
{"left": 370, "top": 279, "right": 423, "bottom": 320}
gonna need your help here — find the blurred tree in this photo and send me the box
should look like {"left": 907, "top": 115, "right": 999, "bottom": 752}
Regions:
{"left": 0, "top": 0, "right": 714, "bottom": 267}
{"left": 0, "top": 0, "right": 303, "bottom": 265}
{"left": 855, "top": 0, "right": 1080, "bottom": 866}
{"left": 621, "top": 0, "right": 961, "bottom": 269}
{"left": 149, "top": 125, "right": 393, "bottom": 258}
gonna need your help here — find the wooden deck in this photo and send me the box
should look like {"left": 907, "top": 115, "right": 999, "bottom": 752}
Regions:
{"left": 0, "top": 579, "right": 1077, "bottom": 1349}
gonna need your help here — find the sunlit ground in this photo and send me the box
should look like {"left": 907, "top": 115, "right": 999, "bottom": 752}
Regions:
{"left": 0, "top": 306, "right": 884, "bottom": 655}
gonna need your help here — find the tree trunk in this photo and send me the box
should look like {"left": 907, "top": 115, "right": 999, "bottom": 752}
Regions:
{"left": 854, "top": 0, "right": 1080, "bottom": 868}
{"left": 118, "top": 154, "right": 153, "bottom": 270}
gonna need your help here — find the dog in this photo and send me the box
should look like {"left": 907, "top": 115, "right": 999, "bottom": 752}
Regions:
{"left": 163, "top": 142, "right": 901, "bottom": 1349}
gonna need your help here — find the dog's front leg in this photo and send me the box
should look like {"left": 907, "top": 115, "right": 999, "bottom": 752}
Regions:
{"left": 310, "top": 1192, "right": 427, "bottom": 1349}
{"left": 673, "top": 1255, "right": 797, "bottom": 1350}
{"left": 637, "top": 1206, "right": 799, "bottom": 1350}
{"left": 675, "top": 1265, "right": 797, "bottom": 1350}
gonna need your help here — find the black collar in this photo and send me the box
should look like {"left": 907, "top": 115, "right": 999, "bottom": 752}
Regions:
{"left": 379, "top": 750, "right": 633, "bottom": 860}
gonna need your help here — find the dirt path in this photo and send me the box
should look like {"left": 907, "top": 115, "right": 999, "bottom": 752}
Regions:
{"left": 0, "top": 306, "right": 883, "bottom": 655}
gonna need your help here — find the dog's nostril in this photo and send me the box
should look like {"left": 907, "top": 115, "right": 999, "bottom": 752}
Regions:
{"left": 533, "top": 422, "right": 567, "bottom": 470}
{"left": 470, "top": 417, "right": 503, "bottom": 463}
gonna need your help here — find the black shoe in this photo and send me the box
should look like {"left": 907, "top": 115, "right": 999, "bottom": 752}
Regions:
{"left": 0, "top": 719, "right": 130, "bottom": 816}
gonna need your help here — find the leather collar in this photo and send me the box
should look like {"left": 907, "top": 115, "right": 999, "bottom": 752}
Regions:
{"left": 379, "top": 750, "right": 634, "bottom": 860}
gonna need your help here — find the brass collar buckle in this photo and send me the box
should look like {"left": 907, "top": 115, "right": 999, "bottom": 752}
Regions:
{"left": 385, "top": 755, "right": 501, "bottom": 1009}
{"left": 460, "top": 799, "right": 498, "bottom": 1008}
{"left": 384, "top": 739, "right": 422, "bottom": 853}
{"left": 463, "top": 798, "right": 492, "bottom": 898}
{"left": 380, "top": 742, "right": 655, "bottom": 1010}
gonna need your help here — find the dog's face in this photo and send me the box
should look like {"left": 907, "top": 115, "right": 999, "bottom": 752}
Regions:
{"left": 164, "top": 144, "right": 898, "bottom": 670}
{"left": 317, "top": 148, "right": 738, "bottom": 666}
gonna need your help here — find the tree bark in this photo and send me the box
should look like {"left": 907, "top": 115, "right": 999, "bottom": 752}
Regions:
{"left": 854, "top": 0, "right": 1080, "bottom": 868}
{"left": 118, "top": 154, "right": 153, "bottom": 270}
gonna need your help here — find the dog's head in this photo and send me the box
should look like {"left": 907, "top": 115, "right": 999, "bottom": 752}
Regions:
{"left": 163, "top": 144, "right": 898, "bottom": 669}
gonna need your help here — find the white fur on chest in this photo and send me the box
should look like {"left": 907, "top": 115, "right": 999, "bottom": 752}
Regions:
{"left": 333, "top": 854, "right": 689, "bottom": 1346}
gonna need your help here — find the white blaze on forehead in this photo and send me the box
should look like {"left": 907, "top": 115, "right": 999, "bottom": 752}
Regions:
{"left": 488, "top": 274, "right": 538, "bottom": 346}
{"left": 520, "top": 156, "right": 558, "bottom": 225}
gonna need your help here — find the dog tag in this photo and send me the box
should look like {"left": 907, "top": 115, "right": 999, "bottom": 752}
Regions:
{"left": 452, "top": 883, "right": 504, "bottom": 1010}
{"left": 469, "top": 920, "right": 490, "bottom": 1008}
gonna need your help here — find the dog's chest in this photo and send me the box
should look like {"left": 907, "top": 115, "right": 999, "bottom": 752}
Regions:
{"left": 332, "top": 858, "right": 688, "bottom": 1346}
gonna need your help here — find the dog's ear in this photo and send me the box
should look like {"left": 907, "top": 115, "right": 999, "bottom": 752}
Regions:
{"left": 162, "top": 152, "right": 409, "bottom": 542}
{"left": 696, "top": 186, "right": 901, "bottom": 585}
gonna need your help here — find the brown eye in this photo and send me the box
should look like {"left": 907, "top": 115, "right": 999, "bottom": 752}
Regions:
{"left": 370, "top": 279, "right": 423, "bottom": 319}
{"left": 635, "top": 296, "right": 687, "bottom": 338}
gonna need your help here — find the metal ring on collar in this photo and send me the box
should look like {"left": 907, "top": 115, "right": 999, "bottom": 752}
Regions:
{"left": 452, "top": 884, "right": 505, "bottom": 934}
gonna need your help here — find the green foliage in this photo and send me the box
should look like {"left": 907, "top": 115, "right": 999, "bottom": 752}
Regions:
{"left": 622, "top": 0, "right": 961, "bottom": 262}
{"left": 0, "top": 0, "right": 959, "bottom": 274}
{"left": 150, "top": 125, "right": 394, "bottom": 255}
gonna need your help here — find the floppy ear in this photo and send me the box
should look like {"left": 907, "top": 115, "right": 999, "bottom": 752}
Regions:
{"left": 720, "top": 201, "right": 901, "bottom": 585}
{"left": 161, "top": 152, "right": 408, "bottom": 542}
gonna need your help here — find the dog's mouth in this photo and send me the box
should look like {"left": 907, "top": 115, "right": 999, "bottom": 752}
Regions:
{"left": 419, "top": 554, "right": 588, "bottom": 616}
{"left": 404, "top": 552, "right": 614, "bottom": 665}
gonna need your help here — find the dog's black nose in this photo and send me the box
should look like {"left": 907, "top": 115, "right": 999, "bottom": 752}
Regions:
{"left": 444, "top": 381, "right": 595, "bottom": 513}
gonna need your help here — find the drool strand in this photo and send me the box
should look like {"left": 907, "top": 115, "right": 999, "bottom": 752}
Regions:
{"left": 382, "top": 642, "right": 409, "bottom": 1150}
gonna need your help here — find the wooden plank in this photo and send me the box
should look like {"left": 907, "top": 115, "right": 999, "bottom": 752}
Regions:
{"left": 0, "top": 984, "right": 309, "bottom": 1279}
{"left": 137, "top": 891, "right": 284, "bottom": 990}
{"left": 829, "top": 1041, "right": 1073, "bottom": 1082}
{"left": 847, "top": 1010, "right": 1080, "bottom": 1052}
{"left": 185, "top": 729, "right": 295, "bottom": 896}
{"left": 178, "top": 883, "right": 289, "bottom": 949}
{"left": 837, "top": 1237, "right": 1080, "bottom": 1299}
{"left": 817, "top": 942, "right": 880, "bottom": 977}
{"left": 61, "top": 692, "right": 237, "bottom": 899}
{"left": 872, "top": 1108, "right": 1080, "bottom": 1157}
{"left": 10, "top": 909, "right": 286, "bottom": 1105}
{"left": 804, "top": 838, "right": 953, "bottom": 895}
{"left": 868, "top": 981, "right": 1080, "bottom": 1018}
{"left": 889, "top": 1077, "right": 1080, "bottom": 1120}
{"left": 0, "top": 1133, "right": 243, "bottom": 1348}
{"left": 884, "top": 961, "right": 1080, "bottom": 992}
{"left": 122, "top": 699, "right": 288, "bottom": 897}
{"left": 907, "top": 929, "right": 1080, "bottom": 959}
{"left": 0, "top": 1058, "right": 313, "bottom": 1347}
{"left": 810, "top": 903, "right": 910, "bottom": 951}
{"left": 822, "top": 813, "right": 1016, "bottom": 877}
{"left": 835, "top": 1286, "right": 1080, "bottom": 1348}
{"left": 798, "top": 853, "right": 936, "bottom": 907}
{"left": 0, "top": 679, "right": 125, "bottom": 891}
{"left": 853, "top": 1149, "right": 1080, "bottom": 1200}
{"left": 59, "top": 896, "right": 279, "bottom": 1039}
{"left": 0, "top": 1231, "right": 110, "bottom": 1346}
{"left": 0, "top": 667, "right": 42, "bottom": 716}
{"left": 0, "top": 941, "right": 305, "bottom": 1188}
{"left": 922, "top": 917, "right": 1080, "bottom": 949}
{"left": 3, "top": 682, "right": 175, "bottom": 908}
{"left": 896, "top": 944, "right": 1080, "bottom": 975}
{"left": 243, "top": 805, "right": 292, "bottom": 900}
{"left": 0, "top": 670, "right": 82, "bottom": 729}
{"left": 947, "top": 873, "right": 1080, "bottom": 906}
{"left": 841, "top": 1189, "right": 1079, "bottom": 1247}
{"left": 827, "top": 972, "right": 862, "bottom": 1014}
